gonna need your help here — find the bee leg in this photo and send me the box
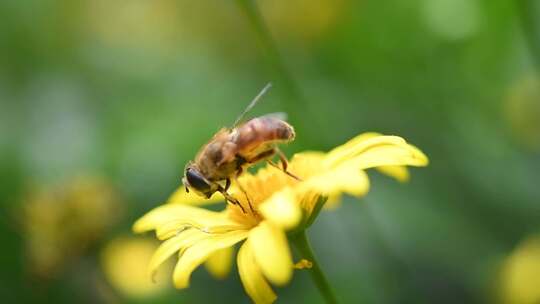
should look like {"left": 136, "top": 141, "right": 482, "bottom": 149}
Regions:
{"left": 224, "top": 178, "right": 231, "bottom": 192}
{"left": 267, "top": 160, "right": 301, "bottom": 181}
{"left": 245, "top": 149, "right": 276, "bottom": 164}
{"left": 234, "top": 175, "right": 255, "bottom": 213}
{"left": 222, "top": 178, "right": 246, "bottom": 212}
{"left": 272, "top": 148, "right": 302, "bottom": 181}
{"left": 219, "top": 187, "right": 246, "bottom": 213}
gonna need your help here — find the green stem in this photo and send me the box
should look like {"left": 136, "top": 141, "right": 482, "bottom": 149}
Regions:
{"left": 235, "top": 0, "right": 290, "bottom": 80}
{"left": 291, "top": 231, "right": 338, "bottom": 304}
{"left": 516, "top": 0, "right": 540, "bottom": 70}
{"left": 235, "top": 0, "right": 317, "bottom": 146}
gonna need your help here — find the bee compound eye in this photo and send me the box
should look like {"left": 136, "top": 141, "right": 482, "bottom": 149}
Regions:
{"left": 185, "top": 168, "right": 212, "bottom": 193}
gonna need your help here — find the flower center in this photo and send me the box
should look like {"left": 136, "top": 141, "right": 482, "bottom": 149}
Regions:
{"left": 226, "top": 166, "right": 301, "bottom": 227}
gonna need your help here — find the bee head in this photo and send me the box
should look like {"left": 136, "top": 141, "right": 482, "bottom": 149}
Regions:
{"left": 182, "top": 165, "right": 217, "bottom": 198}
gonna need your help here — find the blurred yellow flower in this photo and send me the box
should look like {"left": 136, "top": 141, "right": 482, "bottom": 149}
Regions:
{"left": 86, "top": 0, "right": 179, "bottom": 52}
{"left": 22, "top": 177, "right": 123, "bottom": 278}
{"left": 259, "top": 0, "right": 346, "bottom": 43}
{"left": 504, "top": 75, "right": 540, "bottom": 151}
{"left": 500, "top": 235, "right": 540, "bottom": 304}
{"left": 134, "top": 132, "right": 427, "bottom": 303}
{"left": 101, "top": 237, "right": 170, "bottom": 299}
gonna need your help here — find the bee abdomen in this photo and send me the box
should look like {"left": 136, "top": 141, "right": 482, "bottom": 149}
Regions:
{"left": 233, "top": 116, "right": 295, "bottom": 152}
{"left": 274, "top": 119, "right": 295, "bottom": 141}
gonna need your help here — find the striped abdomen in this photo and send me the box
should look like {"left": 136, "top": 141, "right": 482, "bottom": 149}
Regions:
{"left": 232, "top": 116, "right": 295, "bottom": 155}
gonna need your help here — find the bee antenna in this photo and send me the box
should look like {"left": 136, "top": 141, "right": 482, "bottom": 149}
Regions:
{"left": 233, "top": 83, "right": 272, "bottom": 127}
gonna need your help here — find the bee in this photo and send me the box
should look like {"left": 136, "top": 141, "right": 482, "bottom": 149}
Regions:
{"left": 182, "top": 84, "right": 299, "bottom": 212}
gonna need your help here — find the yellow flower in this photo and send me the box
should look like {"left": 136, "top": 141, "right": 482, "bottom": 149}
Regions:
{"left": 133, "top": 132, "right": 428, "bottom": 303}
{"left": 22, "top": 177, "right": 123, "bottom": 277}
{"left": 499, "top": 235, "right": 540, "bottom": 304}
{"left": 504, "top": 75, "right": 540, "bottom": 151}
{"left": 258, "top": 0, "right": 346, "bottom": 43}
{"left": 101, "top": 237, "right": 170, "bottom": 299}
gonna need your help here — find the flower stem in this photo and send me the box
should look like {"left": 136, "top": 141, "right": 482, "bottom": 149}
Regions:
{"left": 234, "top": 0, "right": 317, "bottom": 146}
{"left": 291, "top": 231, "right": 338, "bottom": 304}
{"left": 516, "top": 0, "right": 540, "bottom": 70}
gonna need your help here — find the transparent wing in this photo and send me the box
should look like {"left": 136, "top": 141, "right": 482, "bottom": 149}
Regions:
{"left": 257, "top": 112, "right": 288, "bottom": 121}
{"left": 232, "top": 83, "right": 272, "bottom": 127}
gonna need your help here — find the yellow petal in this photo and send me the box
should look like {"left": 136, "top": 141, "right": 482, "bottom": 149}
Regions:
{"left": 287, "top": 152, "right": 326, "bottom": 178}
{"left": 324, "top": 132, "right": 385, "bottom": 166}
{"left": 167, "top": 187, "right": 224, "bottom": 205}
{"left": 249, "top": 221, "right": 293, "bottom": 285}
{"left": 326, "top": 135, "right": 428, "bottom": 168}
{"left": 173, "top": 230, "right": 248, "bottom": 288}
{"left": 155, "top": 218, "right": 243, "bottom": 241}
{"left": 331, "top": 132, "right": 382, "bottom": 154}
{"left": 148, "top": 229, "right": 208, "bottom": 277}
{"left": 237, "top": 240, "right": 277, "bottom": 304}
{"left": 323, "top": 193, "right": 343, "bottom": 210}
{"left": 204, "top": 246, "right": 234, "bottom": 279}
{"left": 295, "top": 135, "right": 426, "bottom": 200}
{"left": 300, "top": 164, "right": 370, "bottom": 198}
{"left": 132, "top": 204, "right": 234, "bottom": 234}
{"left": 349, "top": 142, "right": 429, "bottom": 169}
{"left": 376, "top": 165, "right": 410, "bottom": 182}
{"left": 259, "top": 188, "right": 302, "bottom": 230}
{"left": 101, "top": 237, "right": 168, "bottom": 298}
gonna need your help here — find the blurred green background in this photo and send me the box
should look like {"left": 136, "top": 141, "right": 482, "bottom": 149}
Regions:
{"left": 1, "top": 0, "right": 540, "bottom": 303}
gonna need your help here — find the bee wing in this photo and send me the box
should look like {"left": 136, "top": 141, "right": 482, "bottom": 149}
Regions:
{"left": 232, "top": 83, "right": 272, "bottom": 127}
{"left": 258, "top": 112, "right": 288, "bottom": 121}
